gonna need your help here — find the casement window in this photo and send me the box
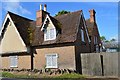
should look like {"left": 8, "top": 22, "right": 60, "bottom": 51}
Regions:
{"left": 94, "top": 36, "right": 98, "bottom": 44}
{"left": 81, "top": 29, "right": 85, "bottom": 42}
{"left": 44, "top": 28, "right": 56, "bottom": 41}
{"left": 10, "top": 56, "right": 18, "bottom": 67}
{"left": 45, "top": 54, "right": 58, "bottom": 68}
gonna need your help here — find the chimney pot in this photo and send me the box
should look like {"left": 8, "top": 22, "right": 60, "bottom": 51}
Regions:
{"left": 40, "top": 4, "right": 42, "bottom": 10}
{"left": 44, "top": 4, "right": 47, "bottom": 11}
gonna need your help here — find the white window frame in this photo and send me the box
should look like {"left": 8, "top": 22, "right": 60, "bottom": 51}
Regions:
{"left": 45, "top": 54, "right": 58, "bottom": 68}
{"left": 44, "top": 28, "right": 56, "bottom": 41}
{"left": 81, "top": 29, "right": 85, "bottom": 42}
{"left": 10, "top": 56, "right": 18, "bottom": 68}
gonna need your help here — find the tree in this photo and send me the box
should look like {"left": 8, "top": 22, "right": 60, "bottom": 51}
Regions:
{"left": 110, "top": 38, "right": 116, "bottom": 42}
{"left": 105, "top": 40, "right": 109, "bottom": 42}
{"left": 55, "top": 10, "right": 70, "bottom": 16}
{"left": 100, "top": 36, "right": 106, "bottom": 42}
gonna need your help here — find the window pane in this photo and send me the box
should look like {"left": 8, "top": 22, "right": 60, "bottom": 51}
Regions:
{"left": 46, "top": 55, "right": 52, "bottom": 67}
{"left": 50, "top": 29, "right": 54, "bottom": 39}
{"left": 81, "top": 29, "right": 85, "bottom": 42}
{"left": 96, "top": 37, "right": 97, "bottom": 44}
{"left": 46, "top": 54, "right": 57, "bottom": 68}
{"left": 46, "top": 30, "right": 50, "bottom": 40}
{"left": 52, "top": 55, "right": 57, "bottom": 67}
{"left": 10, "top": 56, "right": 18, "bottom": 67}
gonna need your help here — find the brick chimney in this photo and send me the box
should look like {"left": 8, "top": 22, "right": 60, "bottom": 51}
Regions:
{"left": 89, "top": 9, "right": 96, "bottom": 22}
{"left": 36, "top": 4, "right": 49, "bottom": 27}
{"left": 44, "top": 4, "right": 47, "bottom": 11}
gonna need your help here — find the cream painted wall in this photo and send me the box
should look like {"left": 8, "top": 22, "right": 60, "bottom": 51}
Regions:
{"left": 47, "top": 22, "right": 54, "bottom": 30}
{"left": 0, "top": 21, "right": 27, "bottom": 54}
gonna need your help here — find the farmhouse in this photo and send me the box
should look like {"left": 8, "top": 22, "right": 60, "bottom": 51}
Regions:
{"left": 0, "top": 4, "right": 101, "bottom": 73}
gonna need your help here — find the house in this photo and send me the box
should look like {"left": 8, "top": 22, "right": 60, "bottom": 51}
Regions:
{"left": 0, "top": 11, "right": 35, "bottom": 69}
{"left": 86, "top": 10, "right": 101, "bottom": 53}
{"left": 0, "top": 4, "right": 101, "bottom": 73}
{"left": 102, "top": 41, "right": 118, "bottom": 52}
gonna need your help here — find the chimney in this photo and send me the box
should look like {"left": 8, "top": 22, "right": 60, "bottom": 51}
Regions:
{"left": 89, "top": 9, "right": 96, "bottom": 22}
{"left": 36, "top": 4, "right": 48, "bottom": 27}
{"left": 44, "top": 4, "right": 47, "bottom": 11}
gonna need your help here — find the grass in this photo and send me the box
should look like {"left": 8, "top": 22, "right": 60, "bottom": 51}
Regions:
{"left": 54, "top": 73, "right": 85, "bottom": 78}
{"left": 1, "top": 72, "right": 14, "bottom": 78}
{"left": 0, "top": 71, "right": 86, "bottom": 79}
{"left": 1, "top": 71, "right": 37, "bottom": 78}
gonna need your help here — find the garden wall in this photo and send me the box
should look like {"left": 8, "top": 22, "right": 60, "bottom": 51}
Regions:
{"left": 81, "top": 52, "right": 120, "bottom": 77}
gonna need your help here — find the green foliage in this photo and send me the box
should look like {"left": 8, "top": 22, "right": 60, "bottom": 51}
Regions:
{"left": 110, "top": 38, "right": 116, "bottom": 42}
{"left": 14, "top": 75, "right": 37, "bottom": 78}
{"left": 55, "top": 10, "right": 70, "bottom": 16}
{"left": 105, "top": 40, "right": 109, "bottom": 42}
{"left": 1, "top": 72, "right": 14, "bottom": 78}
{"left": 101, "top": 35, "right": 117, "bottom": 43}
{"left": 1, "top": 72, "right": 85, "bottom": 79}
{"left": 100, "top": 36, "right": 106, "bottom": 41}
{"left": 1, "top": 72, "right": 37, "bottom": 78}
{"left": 27, "top": 27, "right": 34, "bottom": 44}
{"left": 54, "top": 73, "right": 85, "bottom": 78}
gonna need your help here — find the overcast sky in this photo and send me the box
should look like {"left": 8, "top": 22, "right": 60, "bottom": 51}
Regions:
{"left": 1, "top": 2, "right": 119, "bottom": 41}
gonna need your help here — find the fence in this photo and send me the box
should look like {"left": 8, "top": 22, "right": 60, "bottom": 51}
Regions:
{"left": 81, "top": 52, "right": 120, "bottom": 77}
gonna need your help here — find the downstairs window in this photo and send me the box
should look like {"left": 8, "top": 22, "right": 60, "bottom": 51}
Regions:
{"left": 45, "top": 54, "right": 58, "bottom": 68}
{"left": 10, "top": 56, "right": 18, "bottom": 68}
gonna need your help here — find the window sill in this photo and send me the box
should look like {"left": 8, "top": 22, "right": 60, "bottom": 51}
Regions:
{"left": 46, "top": 66, "right": 58, "bottom": 69}
{"left": 10, "top": 66, "right": 18, "bottom": 68}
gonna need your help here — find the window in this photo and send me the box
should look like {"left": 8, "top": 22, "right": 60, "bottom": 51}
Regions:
{"left": 10, "top": 56, "right": 18, "bottom": 67}
{"left": 96, "top": 37, "right": 98, "bottom": 44}
{"left": 44, "top": 28, "right": 56, "bottom": 41}
{"left": 81, "top": 29, "right": 85, "bottom": 42}
{"left": 45, "top": 54, "right": 58, "bottom": 68}
{"left": 94, "top": 36, "right": 98, "bottom": 44}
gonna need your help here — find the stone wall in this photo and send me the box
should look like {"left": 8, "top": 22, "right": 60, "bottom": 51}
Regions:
{"left": 81, "top": 52, "right": 120, "bottom": 77}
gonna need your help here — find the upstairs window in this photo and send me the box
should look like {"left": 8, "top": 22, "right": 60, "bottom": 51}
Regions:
{"left": 44, "top": 28, "right": 56, "bottom": 41}
{"left": 81, "top": 29, "right": 85, "bottom": 42}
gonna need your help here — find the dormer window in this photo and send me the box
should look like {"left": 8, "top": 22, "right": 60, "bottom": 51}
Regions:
{"left": 41, "top": 14, "right": 57, "bottom": 41}
{"left": 44, "top": 28, "right": 56, "bottom": 41}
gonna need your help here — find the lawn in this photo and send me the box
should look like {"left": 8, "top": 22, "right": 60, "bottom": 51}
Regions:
{"left": 0, "top": 71, "right": 86, "bottom": 79}
{"left": 0, "top": 72, "right": 119, "bottom": 80}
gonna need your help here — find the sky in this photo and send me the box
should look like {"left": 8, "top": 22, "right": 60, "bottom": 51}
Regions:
{"left": 0, "top": 2, "right": 118, "bottom": 41}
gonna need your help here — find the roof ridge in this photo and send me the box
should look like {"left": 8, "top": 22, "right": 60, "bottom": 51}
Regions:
{"left": 7, "top": 11, "right": 34, "bottom": 21}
